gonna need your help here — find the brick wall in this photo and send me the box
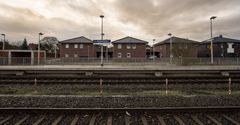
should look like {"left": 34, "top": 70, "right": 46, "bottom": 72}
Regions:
{"left": 60, "top": 43, "right": 94, "bottom": 58}
{"left": 0, "top": 51, "right": 8, "bottom": 57}
{"left": 113, "top": 43, "right": 146, "bottom": 58}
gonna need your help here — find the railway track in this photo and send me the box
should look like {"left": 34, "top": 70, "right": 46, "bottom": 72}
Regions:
{"left": 1, "top": 68, "right": 240, "bottom": 84}
{"left": 0, "top": 78, "right": 239, "bottom": 84}
{"left": 0, "top": 107, "right": 240, "bottom": 125}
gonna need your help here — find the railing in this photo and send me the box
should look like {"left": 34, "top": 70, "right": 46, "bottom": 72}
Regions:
{"left": 0, "top": 57, "right": 239, "bottom": 66}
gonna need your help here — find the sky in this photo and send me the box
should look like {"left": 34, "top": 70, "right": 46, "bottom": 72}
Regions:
{"left": 0, "top": 0, "right": 240, "bottom": 45}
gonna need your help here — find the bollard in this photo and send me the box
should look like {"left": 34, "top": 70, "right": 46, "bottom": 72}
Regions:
{"left": 229, "top": 77, "right": 232, "bottom": 95}
{"left": 166, "top": 78, "right": 168, "bottom": 95}
{"left": 100, "top": 78, "right": 103, "bottom": 95}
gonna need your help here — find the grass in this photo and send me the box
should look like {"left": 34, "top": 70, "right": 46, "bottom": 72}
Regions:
{"left": 0, "top": 88, "right": 33, "bottom": 95}
{"left": 0, "top": 88, "right": 240, "bottom": 96}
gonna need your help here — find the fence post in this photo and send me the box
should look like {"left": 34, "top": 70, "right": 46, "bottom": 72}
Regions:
{"left": 180, "top": 57, "right": 183, "bottom": 65}
{"left": 100, "top": 78, "right": 103, "bottom": 95}
{"left": 165, "top": 78, "right": 168, "bottom": 95}
{"left": 229, "top": 77, "right": 231, "bottom": 95}
{"left": 23, "top": 58, "right": 25, "bottom": 65}
{"left": 33, "top": 78, "right": 38, "bottom": 94}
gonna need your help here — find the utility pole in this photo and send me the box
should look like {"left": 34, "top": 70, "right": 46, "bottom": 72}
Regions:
{"left": 153, "top": 39, "right": 156, "bottom": 60}
{"left": 210, "top": 16, "right": 217, "bottom": 64}
{"left": 100, "top": 15, "right": 104, "bottom": 66}
{"left": 38, "top": 33, "right": 44, "bottom": 65}
{"left": 168, "top": 33, "right": 173, "bottom": 64}
{"left": 1, "top": 34, "right": 5, "bottom": 50}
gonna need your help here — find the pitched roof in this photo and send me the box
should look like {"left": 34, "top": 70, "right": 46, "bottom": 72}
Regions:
{"left": 59, "top": 36, "right": 92, "bottom": 43}
{"left": 155, "top": 36, "right": 199, "bottom": 46}
{"left": 112, "top": 36, "right": 148, "bottom": 44}
{"left": 201, "top": 35, "right": 240, "bottom": 44}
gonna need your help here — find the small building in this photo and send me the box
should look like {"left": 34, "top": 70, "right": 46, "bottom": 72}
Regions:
{"left": 112, "top": 36, "right": 148, "bottom": 59}
{"left": 59, "top": 36, "right": 94, "bottom": 58}
{"left": 28, "top": 43, "right": 38, "bottom": 50}
{"left": 154, "top": 37, "right": 199, "bottom": 58}
{"left": 198, "top": 35, "right": 240, "bottom": 58}
{"left": 0, "top": 50, "right": 46, "bottom": 65}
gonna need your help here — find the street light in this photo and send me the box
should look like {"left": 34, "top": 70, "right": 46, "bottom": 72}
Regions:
{"left": 153, "top": 39, "right": 156, "bottom": 60}
{"left": 38, "top": 32, "right": 44, "bottom": 65}
{"left": 100, "top": 15, "right": 104, "bottom": 66}
{"left": 1, "top": 34, "right": 5, "bottom": 50}
{"left": 87, "top": 45, "right": 90, "bottom": 61}
{"left": 210, "top": 16, "right": 217, "bottom": 64}
{"left": 168, "top": 33, "right": 173, "bottom": 64}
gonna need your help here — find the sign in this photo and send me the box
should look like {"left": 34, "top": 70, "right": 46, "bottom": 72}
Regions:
{"left": 227, "top": 43, "right": 234, "bottom": 53}
{"left": 207, "top": 44, "right": 212, "bottom": 50}
{"left": 93, "top": 40, "right": 111, "bottom": 44}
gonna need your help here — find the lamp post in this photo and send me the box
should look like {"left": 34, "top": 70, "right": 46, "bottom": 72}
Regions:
{"left": 87, "top": 45, "right": 90, "bottom": 61}
{"left": 153, "top": 39, "right": 156, "bottom": 60}
{"left": 210, "top": 16, "right": 217, "bottom": 64}
{"left": 100, "top": 15, "right": 104, "bottom": 66}
{"left": 1, "top": 34, "right": 5, "bottom": 50}
{"left": 38, "top": 33, "right": 44, "bottom": 65}
{"left": 168, "top": 33, "right": 173, "bottom": 64}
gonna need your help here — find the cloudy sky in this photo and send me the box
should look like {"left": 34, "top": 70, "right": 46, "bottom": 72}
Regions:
{"left": 0, "top": 0, "right": 240, "bottom": 44}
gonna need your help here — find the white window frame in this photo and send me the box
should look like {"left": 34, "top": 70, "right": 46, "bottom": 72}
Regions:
{"left": 65, "top": 54, "right": 69, "bottom": 57}
{"left": 79, "top": 44, "right": 84, "bottom": 49}
{"left": 118, "top": 44, "right": 122, "bottom": 49}
{"left": 74, "top": 54, "right": 78, "bottom": 58}
{"left": 127, "top": 44, "right": 131, "bottom": 49}
{"left": 132, "top": 44, "right": 136, "bottom": 49}
{"left": 127, "top": 53, "right": 131, "bottom": 58}
{"left": 65, "top": 44, "right": 69, "bottom": 48}
{"left": 118, "top": 53, "right": 122, "bottom": 58}
{"left": 74, "top": 44, "right": 78, "bottom": 48}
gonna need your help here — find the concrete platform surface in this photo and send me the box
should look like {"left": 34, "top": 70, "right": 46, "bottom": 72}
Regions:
{"left": 0, "top": 65, "right": 240, "bottom": 70}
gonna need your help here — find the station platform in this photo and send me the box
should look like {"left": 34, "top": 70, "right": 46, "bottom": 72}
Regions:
{"left": 0, "top": 65, "right": 240, "bottom": 71}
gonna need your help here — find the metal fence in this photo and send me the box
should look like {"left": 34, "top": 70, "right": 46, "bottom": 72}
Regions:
{"left": 0, "top": 57, "right": 240, "bottom": 65}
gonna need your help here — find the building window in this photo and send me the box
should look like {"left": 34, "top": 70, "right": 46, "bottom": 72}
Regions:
{"left": 74, "top": 44, "right": 78, "bottom": 48}
{"left": 65, "top": 54, "right": 69, "bottom": 57}
{"left": 118, "top": 53, "right": 122, "bottom": 58}
{"left": 127, "top": 53, "right": 131, "bottom": 58}
{"left": 65, "top": 44, "right": 69, "bottom": 48}
{"left": 74, "top": 54, "right": 78, "bottom": 58}
{"left": 132, "top": 44, "right": 136, "bottom": 49}
{"left": 227, "top": 43, "right": 234, "bottom": 53}
{"left": 127, "top": 44, "right": 131, "bottom": 49}
{"left": 118, "top": 44, "right": 122, "bottom": 49}
{"left": 79, "top": 44, "right": 83, "bottom": 49}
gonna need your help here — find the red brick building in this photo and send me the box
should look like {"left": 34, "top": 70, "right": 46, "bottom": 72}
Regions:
{"left": 112, "top": 36, "right": 148, "bottom": 59}
{"left": 154, "top": 37, "right": 199, "bottom": 58}
{"left": 198, "top": 35, "right": 240, "bottom": 57}
{"left": 59, "top": 36, "right": 94, "bottom": 58}
{"left": 28, "top": 43, "right": 38, "bottom": 50}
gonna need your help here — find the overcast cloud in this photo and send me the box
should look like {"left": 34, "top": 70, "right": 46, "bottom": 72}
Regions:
{"left": 0, "top": 0, "right": 239, "bottom": 44}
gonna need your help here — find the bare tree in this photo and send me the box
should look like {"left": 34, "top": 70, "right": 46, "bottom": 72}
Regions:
{"left": 40, "top": 37, "right": 59, "bottom": 53}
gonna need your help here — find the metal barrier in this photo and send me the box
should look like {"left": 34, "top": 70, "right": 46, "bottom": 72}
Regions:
{"left": 0, "top": 57, "right": 240, "bottom": 65}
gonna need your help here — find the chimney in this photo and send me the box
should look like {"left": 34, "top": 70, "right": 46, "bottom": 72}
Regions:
{"left": 219, "top": 35, "right": 223, "bottom": 38}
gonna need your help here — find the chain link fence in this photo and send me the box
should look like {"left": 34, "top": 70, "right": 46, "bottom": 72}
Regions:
{"left": 0, "top": 57, "right": 240, "bottom": 65}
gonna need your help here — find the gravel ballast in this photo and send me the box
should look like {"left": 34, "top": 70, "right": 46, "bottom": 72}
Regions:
{"left": 0, "top": 95, "right": 239, "bottom": 108}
